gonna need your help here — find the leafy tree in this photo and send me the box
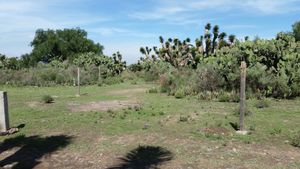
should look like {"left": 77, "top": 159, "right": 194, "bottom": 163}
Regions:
{"left": 0, "top": 53, "right": 6, "bottom": 69}
{"left": 228, "top": 34, "right": 236, "bottom": 45}
{"left": 292, "top": 21, "right": 300, "bottom": 41}
{"left": 0, "top": 54, "right": 20, "bottom": 70}
{"left": 30, "top": 28, "right": 104, "bottom": 65}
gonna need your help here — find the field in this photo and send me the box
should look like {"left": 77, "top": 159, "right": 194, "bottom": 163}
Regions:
{"left": 0, "top": 82, "right": 300, "bottom": 169}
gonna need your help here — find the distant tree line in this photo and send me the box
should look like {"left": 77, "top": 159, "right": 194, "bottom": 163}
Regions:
{"left": 0, "top": 28, "right": 126, "bottom": 86}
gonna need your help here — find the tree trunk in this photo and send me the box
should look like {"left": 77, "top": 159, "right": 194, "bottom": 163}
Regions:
{"left": 239, "top": 61, "right": 247, "bottom": 131}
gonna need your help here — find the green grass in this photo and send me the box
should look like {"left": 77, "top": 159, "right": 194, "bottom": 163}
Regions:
{"left": 0, "top": 83, "right": 299, "bottom": 168}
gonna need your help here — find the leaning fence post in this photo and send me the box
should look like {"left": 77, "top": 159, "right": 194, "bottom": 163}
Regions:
{"left": 0, "top": 91, "right": 9, "bottom": 132}
{"left": 239, "top": 61, "right": 247, "bottom": 132}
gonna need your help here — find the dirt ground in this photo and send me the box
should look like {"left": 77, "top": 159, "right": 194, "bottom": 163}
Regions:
{"left": 2, "top": 86, "right": 300, "bottom": 169}
{"left": 68, "top": 100, "right": 141, "bottom": 112}
{"left": 1, "top": 132, "right": 299, "bottom": 169}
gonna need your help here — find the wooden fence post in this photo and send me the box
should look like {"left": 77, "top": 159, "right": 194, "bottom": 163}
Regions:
{"left": 0, "top": 91, "right": 9, "bottom": 132}
{"left": 239, "top": 61, "right": 247, "bottom": 132}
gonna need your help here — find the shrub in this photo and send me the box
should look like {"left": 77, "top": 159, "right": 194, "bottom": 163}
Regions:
{"left": 159, "top": 111, "right": 165, "bottom": 116}
{"left": 133, "top": 105, "right": 142, "bottom": 111}
{"left": 179, "top": 115, "right": 189, "bottom": 122}
{"left": 148, "top": 87, "right": 158, "bottom": 93}
{"left": 270, "top": 127, "right": 282, "bottom": 135}
{"left": 159, "top": 74, "right": 171, "bottom": 93}
{"left": 255, "top": 98, "right": 270, "bottom": 108}
{"left": 194, "top": 63, "right": 223, "bottom": 93}
{"left": 218, "top": 92, "right": 231, "bottom": 102}
{"left": 290, "top": 131, "right": 300, "bottom": 148}
{"left": 174, "top": 88, "right": 185, "bottom": 99}
{"left": 102, "top": 76, "right": 124, "bottom": 85}
{"left": 42, "top": 95, "right": 54, "bottom": 103}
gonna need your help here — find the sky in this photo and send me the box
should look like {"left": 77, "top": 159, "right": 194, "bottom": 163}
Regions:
{"left": 0, "top": 0, "right": 299, "bottom": 63}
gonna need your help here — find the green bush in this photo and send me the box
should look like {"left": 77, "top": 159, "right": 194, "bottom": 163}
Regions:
{"left": 290, "top": 131, "right": 300, "bottom": 148}
{"left": 102, "top": 76, "right": 124, "bottom": 85}
{"left": 179, "top": 115, "right": 189, "bottom": 122}
{"left": 42, "top": 95, "right": 54, "bottom": 104}
{"left": 194, "top": 64, "right": 223, "bottom": 93}
{"left": 218, "top": 92, "right": 231, "bottom": 102}
{"left": 270, "top": 127, "right": 282, "bottom": 135}
{"left": 255, "top": 98, "right": 270, "bottom": 108}
{"left": 148, "top": 87, "right": 158, "bottom": 93}
{"left": 174, "top": 88, "right": 185, "bottom": 99}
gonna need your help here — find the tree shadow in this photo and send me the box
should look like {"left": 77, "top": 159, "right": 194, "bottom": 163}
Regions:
{"left": 0, "top": 134, "right": 73, "bottom": 169}
{"left": 108, "top": 145, "right": 173, "bottom": 169}
{"left": 229, "top": 122, "right": 239, "bottom": 131}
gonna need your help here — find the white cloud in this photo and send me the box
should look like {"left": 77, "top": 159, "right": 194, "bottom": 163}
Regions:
{"left": 130, "top": 0, "right": 300, "bottom": 23}
{"left": 0, "top": 0, "right": 110, "bottom": 57}
{"left": 223, "top": 24, "right": 258, "bottom": 29}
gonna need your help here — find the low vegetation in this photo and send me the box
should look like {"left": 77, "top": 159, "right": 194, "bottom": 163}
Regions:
{"left": 42, "top": 95, "right": 54, "bottom": 104}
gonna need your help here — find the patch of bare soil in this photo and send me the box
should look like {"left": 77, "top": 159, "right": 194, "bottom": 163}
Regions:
{"left": 1, "top": 132, "right": 299, "bottom": 169}
{"left": 26, "top": 101, "right": 41, "bottom": 108}
{"left": 68, "top": 100, "right": 141, "bottom": 112}
{"left": 202, "top": 127, "right": 231, "bottom": 136}
{"left": 26, "top": 101, "right": 54, "bottom": 108}
{"left": 106, "top": 88, "right": 147, "bottom": 98}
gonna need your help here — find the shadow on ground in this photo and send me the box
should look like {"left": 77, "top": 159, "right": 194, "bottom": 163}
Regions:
{"left": 108, "top": 145, "right": 173, "bottom": 169}
{"left": 0, "top": 134, "right": 73, "bottom": 169}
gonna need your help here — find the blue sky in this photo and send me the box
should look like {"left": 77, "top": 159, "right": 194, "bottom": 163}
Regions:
{"left": 0, "top": 0, "right": 299, "bottom": 63}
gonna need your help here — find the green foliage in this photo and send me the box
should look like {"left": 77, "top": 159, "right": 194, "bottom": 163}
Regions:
{"left": 136, "top": 22, "right": 300, "bottom": 99}
{"left": 148, "top": 87, "right": 158, "bottom": 93}
{"left": 179, "top": 115, "right": 189, "bottom": 122}
{"left": 290, "top": 131, "right": 300, "bottom": 148}
{"left": 0, "top": 54, "right": 21, "bottom": 70}
{"left": 30, "top": 28, "right": 103, "bottom": 65}
{"left": 255, "top": 98, "right": 270, "bottom": 108}
{"left": 270, "top": 127, "right": 282, "bottom": 135}
{"left": 174, "top": 88, "right": 185, "bottom": 99}
{"left": 101, "top": 76, "right": 124, "bottom": 85}
{"left": 218, "top": 92, "right": 231, "bottom": 102}
{"left": 194, "top": 63, "right": 223, "bottom": 93}
{"left": 293, "top": 20, "right": 300, "bottom": 41}
{"left": 42, "top": 95, "right": 54, "bottom": 103}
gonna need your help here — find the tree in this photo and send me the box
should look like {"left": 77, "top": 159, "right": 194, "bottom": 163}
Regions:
{"left": 0, "top": 54, "right": 20, "bottom": 70}
{"left": 292, "top": 21, "right": 300, "bottom": 41}
{"left": 30, "top": 28, "right": 104, "bottom": 65}
{"left": 212, "top": 25, "right": 219, "bottom": 54}
{"left": 111, "top": 52, "right": 126, "bottom": 75}
{"left": 228, "top": 34, "right": 236, "bottom": 45}
{"left": 218, "top": 32, "right": 228, "bottom": 49}
{"left": 204, "top": 23, "right": 212, "bottom": 57}
{"left": 0, "top": 53, "right": 6, "bottom": 69}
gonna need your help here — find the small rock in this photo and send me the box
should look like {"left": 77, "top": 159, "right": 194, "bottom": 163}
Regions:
{"left": 236, "top": 130, "right": 248, "bottom": 135}
{"left": 3, "top": 163, "right": 15, "bottom": 169}
{"left": 142, "top": 123, "right": 149, "bottom": 130}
